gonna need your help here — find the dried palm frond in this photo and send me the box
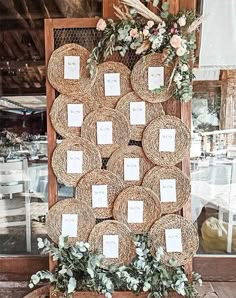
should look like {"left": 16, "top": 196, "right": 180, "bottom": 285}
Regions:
{"left": 120, "top": 0, "right": 162, "bottom": 23}
{"left": 187, "top": 16, "right": 203, "bottom": 33}
{"left": 136, "top": 40, "right": 151, "bottom": 54}
{"left": 113, "top": 4, "right": 133, "bottom": 20}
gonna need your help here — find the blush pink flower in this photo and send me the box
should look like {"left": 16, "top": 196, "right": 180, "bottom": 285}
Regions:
{"left": 170, "top": 35, "right": 182, "bottom": 48}
{"left": 130, "top": 28, "right": 138, "bottom": 38}
{"left": 96, "top": 19, "right": 107, "bottom": 31}
{"left": 147, "top": 20, "right": 155, "bottom": 28}
{"left": 176, "top": 47, "right": 186, "bottom": 56}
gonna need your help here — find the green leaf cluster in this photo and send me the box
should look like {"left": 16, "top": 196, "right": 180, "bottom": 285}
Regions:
{"left": 29, "top": 236, "right": 202, "bottom": 298}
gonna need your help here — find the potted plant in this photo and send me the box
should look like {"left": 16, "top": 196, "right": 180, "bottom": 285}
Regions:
{"left": 29, "top": 236, "right": 202, "bottom": 298}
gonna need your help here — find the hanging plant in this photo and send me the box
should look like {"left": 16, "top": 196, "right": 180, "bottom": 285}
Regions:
{"left": 87, "top": 0, "right": 202, "bottom": 102}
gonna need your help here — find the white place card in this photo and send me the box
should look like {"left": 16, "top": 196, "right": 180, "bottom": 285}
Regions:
{"left": 159, "top": 129, "right": 176, "bottom": 152}
{"left": 67, "top": 104, "right": 83, "bottom": 127}
{"left": 61, "top": 214, "right": 78, "bottom": 237}
{"left": 92, "top": 185, "right": 108, "bottom": 208}
{"left": 124, "top": 158, "right": 140, "bottom": 181}
{"left": 128, "top": 201, "right": 144, "bottom": 223}
{"left": 148, "top": 67, "right": 164, "bottom": 90}
{"left": 160, "top": 179, "right": 177, "bottom": 203}
{"left": 165, "top": 229, "right": 183, "bottom": 253}
{"left": 104, "top": 73, "right": 121, "bottom": 96}
{"left": 64, "top": 56, "right": 80, "bottom": 80}
{"left": 103, "top": 235, "right": 119, "bottom": 258}
{"left": 130, "top": 102, "right": 146, "bottom": 125}
{"left": 97, "top": 121, "right": 113, "bottom": 144}
{"left": 67, "top": 151, "right": 83, "bottom": 174}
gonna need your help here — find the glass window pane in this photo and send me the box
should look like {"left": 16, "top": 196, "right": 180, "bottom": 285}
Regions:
{"left": 0, "top": 99, "right": 48, "bottom": 254}
{"left": 191, "top": 71, "right": 236, "bottom": 255}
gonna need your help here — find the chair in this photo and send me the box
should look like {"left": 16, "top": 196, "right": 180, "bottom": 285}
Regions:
{"left": 0, "top": 159, "right": 31, "bottom": 252}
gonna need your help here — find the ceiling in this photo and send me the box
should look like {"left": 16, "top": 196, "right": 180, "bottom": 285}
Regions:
{"left": 0, "top": 0, "right": 102, "bottom": 97}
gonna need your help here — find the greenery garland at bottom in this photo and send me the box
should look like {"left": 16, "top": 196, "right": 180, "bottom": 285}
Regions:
{"left": 29, "top": 235, "right": 202, "bottom": 298}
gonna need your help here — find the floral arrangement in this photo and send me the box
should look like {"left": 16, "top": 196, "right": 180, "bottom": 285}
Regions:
{"left": 87, "top": 0, "right": 202, "bottom": 102}
{"left": 29, "top": 236, "right": 202, "bottom": 298}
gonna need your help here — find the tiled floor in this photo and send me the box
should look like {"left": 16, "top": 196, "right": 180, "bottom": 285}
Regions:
{"left": 1, "top": 282, "right": 236, "bottom": 298}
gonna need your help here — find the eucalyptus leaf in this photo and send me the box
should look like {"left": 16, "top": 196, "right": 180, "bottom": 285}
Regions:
{"left": 161, "top": 2, "right": 170, "bottom": 11}
{"left": 153, "top": 0, "right": 160, "bottom": 7}
{"left": 68, "top": 277, "right": 76, "bottom": 294}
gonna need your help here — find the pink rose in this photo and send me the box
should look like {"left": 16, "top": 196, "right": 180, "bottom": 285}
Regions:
{"left": 170, "top": 35, "right": 182, "bottom": 48}
{"left": 96, "top": 19, "right": 107, "bottom": 31}
{"left": 130, "top": 28, "right": 138, "bottom": 38}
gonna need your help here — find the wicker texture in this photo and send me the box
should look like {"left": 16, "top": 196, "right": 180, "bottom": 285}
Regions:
{"left": 50, "top": 94, "right": 100, "bottom": 138}
{"left": 107, "top": 145, "right": 154, "bottom": 186}
{"left": 142, "top": 115, "right": 191, "bottom": 166}
{"left": 113, "top": 186, "right": 162, "bottom": 234}
{"left": 149, "top": 214, "right": 199, "bottom": 266}
{"left": 81, "top": 108, "right": 131, "bottom": 158}
{"left": 142, "top": 166, "right": 190, "bottom": 214}
{"left": 76, "top": 169, "right": 124, "bottom": 219}
{"left": 91, "top": 61, "right": 132, "bottom": 108}
{"left": 46, "top": 198, "right": 96, "bottom": 245}
{"left": 52, "top": 138, "right": 102, "bottom": 186}
{"left": 47, "top": 43, "right": 91, "bottom": 96}
{"left": 131, "top": 53, "right": 174, "bottom": 103}
{"left": 116, "top": 92, "right": 165, "bottom": 141}
{"left": 88, "top": 220, "right": 136, "bottom": 268}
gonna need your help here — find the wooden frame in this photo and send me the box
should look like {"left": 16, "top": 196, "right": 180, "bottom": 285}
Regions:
{"left": 1, "top": 0, "right": 235, "bottom": 285}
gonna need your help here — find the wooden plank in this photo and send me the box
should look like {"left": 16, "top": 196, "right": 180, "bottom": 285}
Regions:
{"left": 52, "top": 18, "right": 99, "bottom": 29}
{"left": 0, "top": 256, "right": 49, "bottom": 281}
{"left": 103, "top": 0, "right": 119, "bottom": 18}
{"left": 179, "top": 0, "right": 196, "bottom": 10}
{"left": 45, "top": 19, "right": 57, "bottom": 209}
{"left": 193, "top": 256, "right": 236, "bottom": 282}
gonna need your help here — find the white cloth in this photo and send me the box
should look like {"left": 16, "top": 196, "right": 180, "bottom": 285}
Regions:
{"left": 199, "top": 0, "right": 236, "bottom": 69}
{"left": 193, "top": 68, "right": 220, "bottom": 81}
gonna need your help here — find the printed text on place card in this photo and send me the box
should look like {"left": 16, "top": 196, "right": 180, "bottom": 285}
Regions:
{"left": 128, "top": 201, "right": 144, "bottom": 223}
{"left": 92, "top": 185, "right": 108, "bottom": 208}
{"left": 67, "top": 151, "right": 83, "bottom": 174}
{"left": 148, "top": 67, "right": 164, "bottom": 90}
{"left": 97, "top": 121, "right": 113, "bottom": 144}
{"left": 130, "top": 102, "right": 146, "bottom": 125}
{"left": 67, "top": 104, "right": 83, "bottom": 127}
{"left": 124, "top": 158, "right": 140, "bottom": 181}
{"left": 61, "top": 214, "right": 78, "bottom": 237}
{"left": 159, "top": 129, "right": 176, "bottom": 152}
{"left": 104, "top": 73, "right": 121, "bottom": 96}
{"left": 160, "top": 179, "right": 177, "bottom": 202}
{"left": 64, "top": 56, "right": 80, "bottom": 80}
{"left": 103, "top": 235, "right": 119, "bottom": 258}
{"left": 165, "top": 229, "right": 183, "bottom": 253}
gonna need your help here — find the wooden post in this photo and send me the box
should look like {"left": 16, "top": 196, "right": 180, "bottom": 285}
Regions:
{"left": 103, "top": 0, "right": 119, "bottom": 18}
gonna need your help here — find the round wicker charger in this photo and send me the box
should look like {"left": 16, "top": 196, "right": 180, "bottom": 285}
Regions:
{"left": 116, "top": 92, "right": 165, "bottom": 141}
{"left": 50, "top": 94, "right": 100, "bottom": 138}
{"left": 106, "top": 145, "right": 154, "bottom": 186}
{"left": 76, "top": 169, "right": 124, "bottom": 219}
{"left": 88, "top": 220, "right": 136, "bottom": 268}
{"left": 46, "top": 198, "right": 96, "bottom": 244}
{"left": 113, "top": 186, "right": 162, "bottom": 234}
{"left": 149, "top": 214, "right": 199, "bottom": 266}
{"left": 142, "top": 166, "right": 190, "bottom": 214}
{"left": 52, "top": 138, "right": 102, "bottom": 186}
{"left": 142, "top": 115, "right": 191, "bottom": 166}
{"left": 47, "top": 43, "right": 91, "bottom": 96}
{"left": 91, "top": 61, "right": 132, "bottom": 108}
{"left": 131, "top": 53, "right": 174, "bottom": 103}
{"left": 81, "top": 108, "right": 131, "bottom": 158}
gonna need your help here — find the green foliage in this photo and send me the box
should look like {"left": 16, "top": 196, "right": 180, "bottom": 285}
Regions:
{"left": 88, "top": 4, "right": 201, "bottom": 102}
{"left": 29, "top": 236, "right": 202, "bottom": 298}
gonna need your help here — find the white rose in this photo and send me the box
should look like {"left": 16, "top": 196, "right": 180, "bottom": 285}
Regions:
{"left": 143, "top": 29, "right": 150, "bottom": 37}
{"left": 177, "top": 16, "right": 186, "bottom": 27}
{"left": 159, "top": 28, "right": 166, "bottom": 34}
{"left": 147, "top": 20, "right": 155, "bottom": 28}
{"left": 176, "top": 47, "right": 186, "bottom": 56}
{"left": 181, "top": 64, "right": 188, "bottom": 72}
